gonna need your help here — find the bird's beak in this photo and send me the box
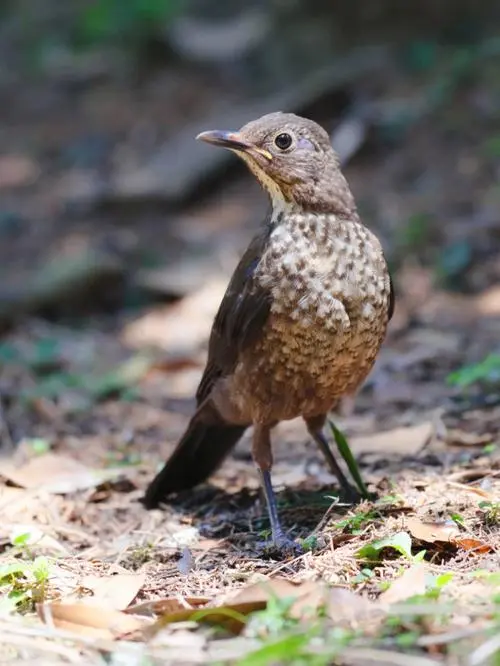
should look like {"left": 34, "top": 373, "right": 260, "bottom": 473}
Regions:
{"left": 196, "top": 130, "right": 272, "bottom": 161}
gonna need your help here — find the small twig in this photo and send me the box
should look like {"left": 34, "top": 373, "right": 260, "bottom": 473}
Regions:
{"left": 311, "top": 495, "right": 342, "bottom": 536}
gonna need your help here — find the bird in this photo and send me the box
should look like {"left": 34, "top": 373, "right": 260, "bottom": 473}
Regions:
{"left": 143, "top": 112, "right": 394, "bottom": 552}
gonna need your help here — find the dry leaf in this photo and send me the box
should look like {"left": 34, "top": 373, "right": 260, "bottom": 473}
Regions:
{"left": 453, "top": 538, "right": 492, "bottom": 554}
{"left": 75, "top": 573, "right": 146, "bottom": 610}
{"left": 146, "top": 579, "right": 319, "bottom": 636}
{"left": 145, "top": 578, "right": 380, "bottom": 637}
{"left": 379, "top": 565, "right": 427, "bottom": 605}
{"left": 38, "top": 603, "right": 146, "bottom": 639}
{"left": 227, "top": 578, "right": 323, "bottom": 621}
{"left": 1, "top": 453, "right": 123, "bottom": 494}
{"left": 123, "top": 279, "right": 227, "bottom": 353}
{"left": 406, "top": 517, "right": 459, "bottom": 543}
{"left": 350, "top": 422, "right": 434, "bottom": 457}
{"left": 325, "top": 587, "right": 380, "bottom": 627}
{"left": 407, "top": 517, "right": 492, "bottom": 554}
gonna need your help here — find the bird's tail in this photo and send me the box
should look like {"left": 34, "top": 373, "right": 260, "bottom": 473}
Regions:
{"left": 143, "top": 415, "right": 247, "bottom": 509}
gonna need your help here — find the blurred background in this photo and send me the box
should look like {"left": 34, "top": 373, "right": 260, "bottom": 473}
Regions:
{"left": 0, "top": 0, "right": 499, "bottom": 466}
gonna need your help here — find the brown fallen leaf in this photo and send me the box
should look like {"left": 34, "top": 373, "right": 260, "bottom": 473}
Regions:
{"left": 145, "top": 578, "right": 381, "bottom": 637}
{"left": 122, "top": 279, "right": 227, "bottom": 354}
{"left": 226, "top": 578, "right": 323, "bottom": 621}
{"left": 379, "top": 565, "right": 427, "bottom": 605}
{"left": 231, "top": 581, "right": 379, "bottom": 627}
{"left": 406, "top": 517, "right": 459, "bottom": 543}
{"left": 325, "top": 587, "right": 381, "bottom": 628}
{"left": 350, "top": 422, "right": 434, "bottom": 457}
{"left": 407, "top": 517, "right": 492, "bottom": 554}
{"left": 1, "top": 453, "right": 124, "bottom": 494}
{"left": 37, "top": 603, "right": 146, "bottom": 639}
{"left": 453, "top": 538, "right": 492, "bottom": 554}
{"left": 75, "top": 573, "right": 146, "bottom": 610}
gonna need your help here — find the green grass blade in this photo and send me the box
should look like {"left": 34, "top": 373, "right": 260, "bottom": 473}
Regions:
{"left": 328, "top": 420, "right": 369, "bottom": 499}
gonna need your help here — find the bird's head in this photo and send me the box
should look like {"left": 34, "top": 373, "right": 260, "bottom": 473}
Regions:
{"left": 196, "top": 112, "right": 356, "bottom": 217}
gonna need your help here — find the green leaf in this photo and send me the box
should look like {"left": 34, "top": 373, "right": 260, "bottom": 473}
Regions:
{"left": 32, "top": 557, "right": 50, "bottom": 583}
{"left": 413, "top": 550, "right": 427, "bottom": 562}
{"left": 450, "top": 513, "right": 465, "bottom": 528}
{"left": 11, "top": 532, "right": 31, "bottom": 547}
{"left": 238, "top": 633, "right": 312, "bottom": 666}
{"left": 0, "top": 562, "right": 29, "bottom": 582}
{"left": 434, "top": 572, "right": 454, "bottom": 589}
{"left": 28, "top": 438, "right": 51, "bottom": 455}
{"left": 396, "top": 631, "right": 420, "bottom": 647}
{"left": 447, "top": 354, "right": 500, "bottom": 387}
{"left": 356, "top": 532, "right": 413, "bottom": 561}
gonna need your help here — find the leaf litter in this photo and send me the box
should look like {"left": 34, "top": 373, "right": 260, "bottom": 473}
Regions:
{"left": 1, "top": 349, "right": 500, "bottom": 665}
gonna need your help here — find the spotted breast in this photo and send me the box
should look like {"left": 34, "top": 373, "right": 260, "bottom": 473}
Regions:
{"left": 227, "top": 212, "right": 391, "bottom": 423}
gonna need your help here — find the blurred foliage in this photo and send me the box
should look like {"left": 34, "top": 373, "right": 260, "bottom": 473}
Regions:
{"left": 75, "top": 0, "right": 183, "bottom": 50}
{"left": 447, "top": 354, "right": 500, "bottom": 389}
{"left": 0, "top": 338, "right": 153, "bottom": 411}
{"left": 7, "top": 0, "right": 186, "bottom": 70}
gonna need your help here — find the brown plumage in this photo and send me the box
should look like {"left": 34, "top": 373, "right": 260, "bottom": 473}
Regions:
{"left": 143, "top": 112, "right": 394, "bottom": 551}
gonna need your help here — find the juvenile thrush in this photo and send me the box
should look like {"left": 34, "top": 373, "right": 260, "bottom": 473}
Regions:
{"left": 143, "top": 112, "right": 394, "bottom": 551}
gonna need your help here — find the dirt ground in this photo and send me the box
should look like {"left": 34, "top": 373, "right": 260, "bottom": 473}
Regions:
{"left": 0, "top": 46, "right": 500, "bottom": 665}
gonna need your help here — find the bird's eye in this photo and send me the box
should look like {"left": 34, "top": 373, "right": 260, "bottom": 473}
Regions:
{"left": 274, "top": 132, "right": 293, "bottom": 150}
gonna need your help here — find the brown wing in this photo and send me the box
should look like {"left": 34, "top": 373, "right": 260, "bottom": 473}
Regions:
{"left": 196, "top": 222, "right": 273, "bottom": 405}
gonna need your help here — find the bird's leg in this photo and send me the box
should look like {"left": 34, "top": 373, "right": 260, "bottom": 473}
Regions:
{"left": 252, "top": 424, "right": 300, "bottom": 553}
{"left": 305, "top": 415, "right": 358, "bottom": 501}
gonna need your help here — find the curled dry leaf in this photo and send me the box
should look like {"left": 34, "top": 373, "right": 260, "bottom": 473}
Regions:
{"left": 1, "top": 453, "right": 124, "bottom": 494}
{"left": 37, "top": 603, "right": 147, "bottom": 640}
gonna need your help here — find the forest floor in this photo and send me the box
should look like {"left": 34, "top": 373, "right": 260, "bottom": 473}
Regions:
{"left": 0, "top": 45, "right": 500, "bottom": 665}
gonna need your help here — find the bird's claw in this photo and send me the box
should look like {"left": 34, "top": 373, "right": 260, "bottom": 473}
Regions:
{"left": 341, "top": 484, "right": 362, "bottom": 504}
{"left": 257, "top": 533, "right": 304, "bottom": 559}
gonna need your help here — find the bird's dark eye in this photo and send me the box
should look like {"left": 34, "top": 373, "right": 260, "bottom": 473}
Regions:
{"left": 274, "top": 133, "right": 293, "bottom": 150}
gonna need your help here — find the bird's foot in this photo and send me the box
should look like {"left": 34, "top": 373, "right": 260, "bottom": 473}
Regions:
{"left": 257, "top": 532, "right": 304, "bottom": 559}
{"left": 339, "top": 483, "right": 362, "bottom": 504}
